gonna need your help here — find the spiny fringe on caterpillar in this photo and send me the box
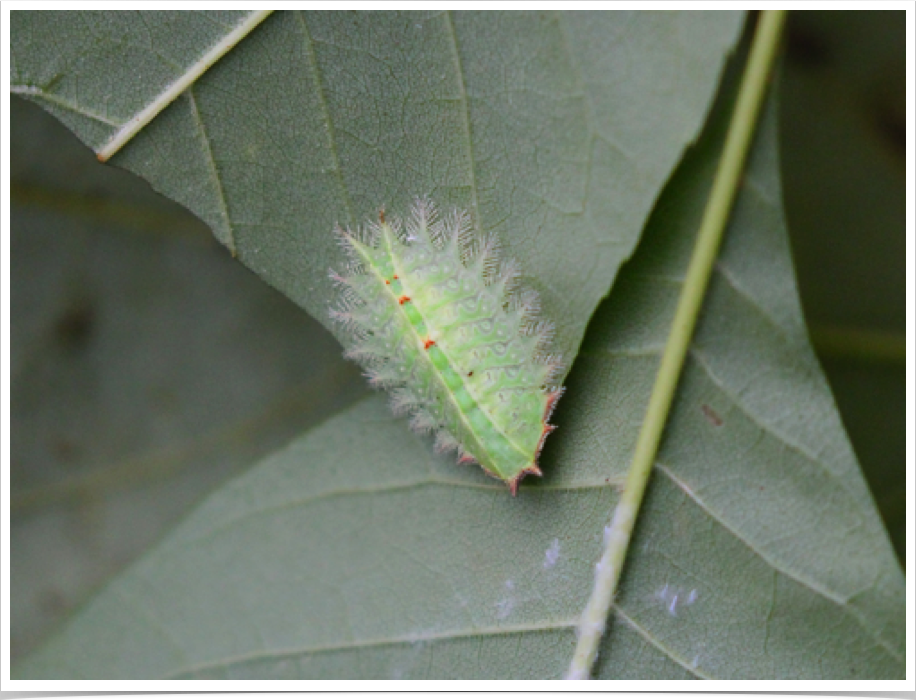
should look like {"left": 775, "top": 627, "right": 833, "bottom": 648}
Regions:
{"left": 330, "top": 196, "right": 565, "bottom": 494}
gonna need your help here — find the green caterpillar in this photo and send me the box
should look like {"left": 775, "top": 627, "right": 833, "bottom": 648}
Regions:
{"left": 330, "top": 198, "right": 564, "bottom": 494}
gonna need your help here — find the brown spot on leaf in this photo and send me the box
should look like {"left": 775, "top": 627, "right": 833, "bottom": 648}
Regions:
{"left": 701, "top": 404, "right": 723, "bottom": 427}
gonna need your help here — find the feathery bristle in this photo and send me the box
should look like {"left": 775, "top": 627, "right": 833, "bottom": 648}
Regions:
{"left": 329, "top": 198, "right": 565, "bottom": 493}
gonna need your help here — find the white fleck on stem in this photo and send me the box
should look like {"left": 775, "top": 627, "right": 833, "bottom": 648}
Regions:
{"left": 97, "top": 10, "right": 273, "bottom": 162}
{"left": 565, "top": 10, "right": 786, "bottom": 681}
{"left": 566, "top": 500, "right": 637, "bottom": 679}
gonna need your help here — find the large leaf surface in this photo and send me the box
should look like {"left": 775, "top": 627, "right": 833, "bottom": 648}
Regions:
{"left": 16, "top": 52, "right": 905, "bottom": 679}
{"left": 11, "top": 10, "right": 743, "bottom": 362}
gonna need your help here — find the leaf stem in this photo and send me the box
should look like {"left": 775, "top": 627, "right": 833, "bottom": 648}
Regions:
{"left": 565, "top": 10, "right": 787, "bottom": 680}
{"left": 97, "top": 10, "right": 274, "bottom": 162}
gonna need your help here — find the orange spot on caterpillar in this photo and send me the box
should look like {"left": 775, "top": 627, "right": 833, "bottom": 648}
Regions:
{"left": 393, "top": 274, "right": 399, "bottom": 280}
{"left": 385, "top": 279, "right": 390, "bottom": 285}
{"left": 398, "top": 295, "right": 411, "bottom": 305}
{"left": 467, "top": 371, "right": 474, "bottom": 376}
{"left": 424, "top": 339, "right": 436, "bottom": 350}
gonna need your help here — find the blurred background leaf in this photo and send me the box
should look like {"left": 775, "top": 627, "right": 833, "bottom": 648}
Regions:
{"left": 778, "top": 11, "right": 905, "bottom": 558}
{"left": 9, "top": 96, "right": 369, "bottom": 658}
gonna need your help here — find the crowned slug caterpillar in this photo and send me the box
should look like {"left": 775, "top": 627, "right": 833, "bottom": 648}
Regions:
{"left": 329, "top": 198, "right": 564, "bottom": 494}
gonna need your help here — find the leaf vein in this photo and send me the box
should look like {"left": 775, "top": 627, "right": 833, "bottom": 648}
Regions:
{"left": 655, "top": 462, "right": 903, "bottom": 664}
{"left": 167, "top": 620, "right": 577, "bottom": 679}
{"left": 186, "top": 88, "right": 236, "bottom": 254}
{"left": 11, "top": 85, "right": 121, "bottom": 127}
{"left": 443, "top": 12, "right": 481, "bottom": 230}
{"left": 611, "top": 605, "right": 709, "bottom": 679}
{"left": 296, "top": 11, "right": 355, "bottom": 225}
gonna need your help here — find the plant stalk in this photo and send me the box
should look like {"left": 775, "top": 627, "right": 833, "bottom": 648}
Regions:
{"left": 565, "top": 10, "right": 787, "bottom": 680}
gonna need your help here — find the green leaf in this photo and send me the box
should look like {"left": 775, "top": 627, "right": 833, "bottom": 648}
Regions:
{"left": 16, "top": 41, "right": 904, "bottom": 679}
{"left": 11, "top": 10, "right": 743, "bottom": 363}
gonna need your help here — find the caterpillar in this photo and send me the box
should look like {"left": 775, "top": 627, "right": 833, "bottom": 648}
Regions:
{"left": 329, "top": 198, "right": 564, "bottom": 494}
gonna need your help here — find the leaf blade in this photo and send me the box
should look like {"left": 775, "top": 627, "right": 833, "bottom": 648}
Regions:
{"left": 10, "top": 10, "right": 745, "bottom": 363}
